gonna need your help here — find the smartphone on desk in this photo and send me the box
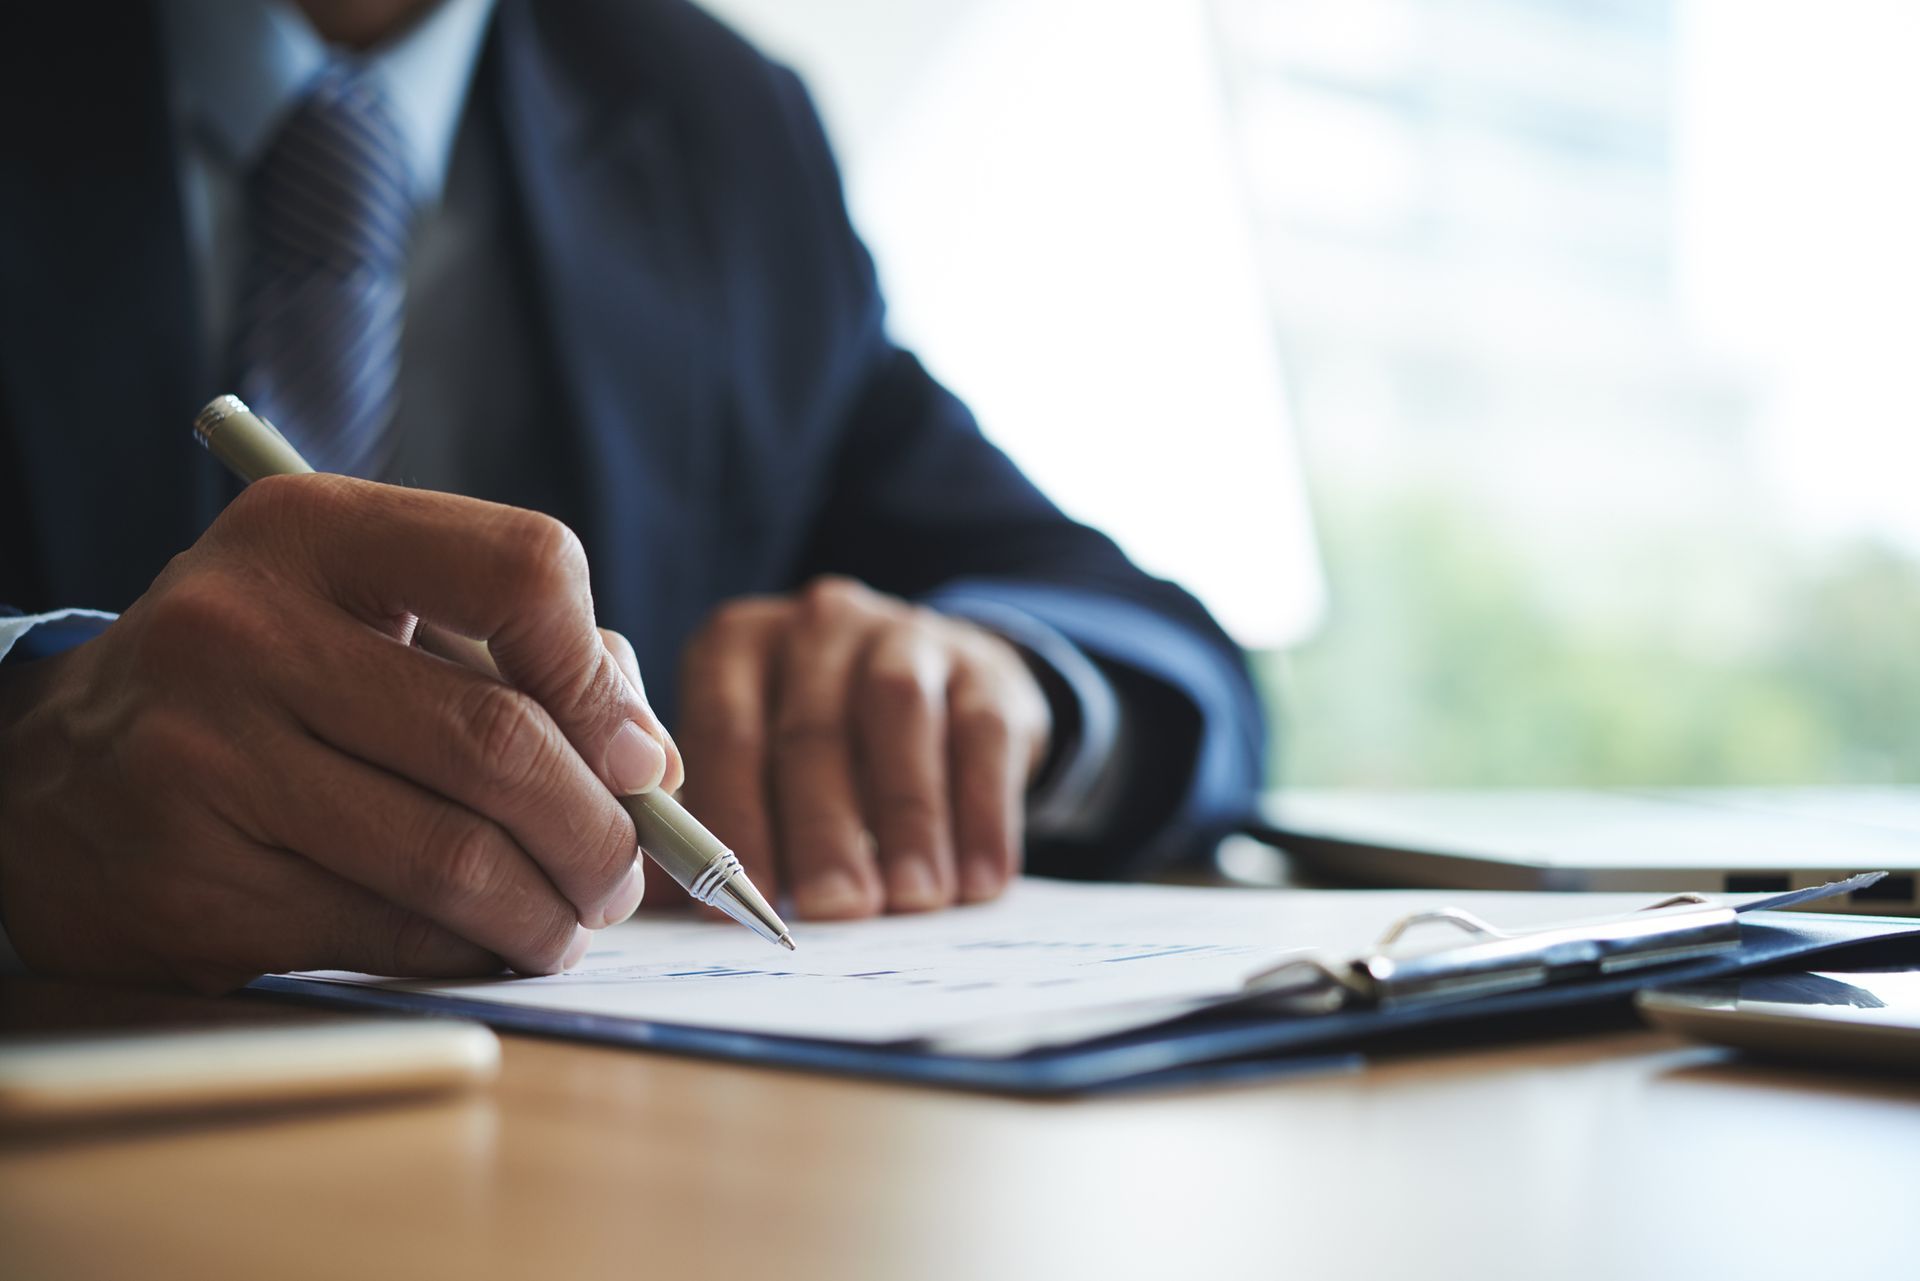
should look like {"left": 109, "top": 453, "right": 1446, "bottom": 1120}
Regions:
{"left": 1638, "top": 970, "right": 1920, "bottom": 1071}
{"left": 0, "top": 1015, "right": 499, "bottom": 1127}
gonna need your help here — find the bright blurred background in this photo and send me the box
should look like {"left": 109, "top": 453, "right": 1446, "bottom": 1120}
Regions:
{"left": 706, "top": 0, "right": 1920, "bottom": 790}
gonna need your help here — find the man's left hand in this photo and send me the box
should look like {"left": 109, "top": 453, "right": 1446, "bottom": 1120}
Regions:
{"left": 652, "top": 577, "right": 1052, "bottom": 919}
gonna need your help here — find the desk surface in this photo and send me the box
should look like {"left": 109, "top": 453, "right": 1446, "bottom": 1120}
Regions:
{"left": 2, "top": 975, "right": 1915, "bottom": 1281}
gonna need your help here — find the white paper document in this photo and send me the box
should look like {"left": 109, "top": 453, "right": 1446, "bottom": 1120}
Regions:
{"left": 293, "top": 879, "right": 1677, "bottom": 1051}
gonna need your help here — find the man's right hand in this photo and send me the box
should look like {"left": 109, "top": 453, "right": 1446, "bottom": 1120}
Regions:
{"left": 0, "top": 475, "right": 680, "bottom": 992}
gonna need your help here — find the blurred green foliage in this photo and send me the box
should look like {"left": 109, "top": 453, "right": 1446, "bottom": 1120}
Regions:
{"left": 1260, "top": 494, "right": 1920, "bottom": 788}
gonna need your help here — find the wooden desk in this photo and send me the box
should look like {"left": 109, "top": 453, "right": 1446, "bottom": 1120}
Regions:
{"left": 1, "top": 974, "right": 1915, "bottom": 1281}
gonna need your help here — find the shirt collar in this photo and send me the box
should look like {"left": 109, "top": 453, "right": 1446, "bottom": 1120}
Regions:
{"left": 159, "top": 0, "right": 497, "bottom": 207}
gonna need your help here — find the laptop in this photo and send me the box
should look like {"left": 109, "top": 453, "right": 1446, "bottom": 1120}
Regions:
{"left": 1256, "top": 787, "right": 1920, "bottom": 915}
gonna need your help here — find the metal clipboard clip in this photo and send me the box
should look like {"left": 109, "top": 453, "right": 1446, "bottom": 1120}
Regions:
{"left": 1240, "top": 879, "right": 1873, "bottom": 1016}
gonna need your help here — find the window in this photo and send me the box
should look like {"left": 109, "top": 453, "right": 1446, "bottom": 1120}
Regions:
{"left": 1217, "top": 0, "right": 1920, "bottom": 785}
{"left": 710, "top": 0, "right": 1920, "bottom": 787}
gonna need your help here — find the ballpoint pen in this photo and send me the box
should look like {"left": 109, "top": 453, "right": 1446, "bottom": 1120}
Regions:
{"left": 191, "top": 393, "right": 795, "bottom": 952}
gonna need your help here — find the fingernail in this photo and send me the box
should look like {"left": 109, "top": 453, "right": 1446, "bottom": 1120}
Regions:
{"left": 961, "top": 858, "right": 1004, "bottom": 902}
{"left": 607, "top": 720, "right": 667, "bottom": 794}
{"left": 560, "top": 926, "right": 593, "bottom": 971}
{"left": 887, "top": 857, "right": 942, "bottom": 912}
{"left": 797, "top": 869, "right": 870, "bottom": 919}
{"left": 599, "top": 858, "right": 645, "bottom": 928}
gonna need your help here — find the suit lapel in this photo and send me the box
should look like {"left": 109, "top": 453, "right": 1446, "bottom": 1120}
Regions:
{"left": 488, "top": 0, "right": 722, "bottom": 654}
{"left": 1, "top": 7, "right": 223, "bottom": 611}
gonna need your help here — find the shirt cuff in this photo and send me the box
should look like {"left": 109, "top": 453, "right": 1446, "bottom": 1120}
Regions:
{"left": 1, "top": 608, "right": 119, "bottom": 975}
{"left": 0, "top": 607, "right": 118, "bottom": 663}
{"left": 923, "top": 593, "right": 1131, "bottom": 841}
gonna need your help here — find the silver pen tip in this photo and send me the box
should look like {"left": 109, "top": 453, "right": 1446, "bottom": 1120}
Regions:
{"left": 779, "top": 933, "right": 796, "bottom": 952}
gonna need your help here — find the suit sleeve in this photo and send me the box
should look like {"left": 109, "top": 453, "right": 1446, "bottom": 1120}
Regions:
{"left": 0, "top": 607, "right": 117, "bottom": 664}
{"left": 763, "top": 71, "right": 1267, "bottom": 879}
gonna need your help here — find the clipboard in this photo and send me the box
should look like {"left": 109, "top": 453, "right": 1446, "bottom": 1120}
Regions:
{"left": 1238, "top": 876, "right": 1883, "bottom": 1015}
{"left": 254, "top": 877, "right": 1920, "bottom": 1096}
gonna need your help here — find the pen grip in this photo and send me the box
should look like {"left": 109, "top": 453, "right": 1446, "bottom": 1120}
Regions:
{"left": 620, "top": 790, "right": 731, "bottom": 890}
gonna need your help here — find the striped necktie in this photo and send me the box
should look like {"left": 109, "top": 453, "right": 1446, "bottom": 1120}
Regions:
{"left": 235, "top": 66, "right": 413, "bottom": 479}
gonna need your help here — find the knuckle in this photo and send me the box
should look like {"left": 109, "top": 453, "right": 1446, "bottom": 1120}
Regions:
{"left": 119, "top": 711, "right": 215, "bottom": 791}
{"left": 953, "top": 703, "right": 1014, "bottom": 750}
{"left": 691, "top": 708, "right": 764, "bottom": 762}
{"left": 384, "top": 908, "right": 446, "bottom": 974}
{"left": 680, "top": 629, "right": 714, "bottom": 671}
{"left": 687, "top": 605, "right": 738, "bottom": 649}
{"left": 146, "top": 573, "right": 264, "bottom": 655}
{"left": 1012, "top": 688, "right": 1052, "bottom": 741}
{"left": 799, "top": 575, "right": 868, "bottom": 620}
{"left": 599, "top": 627, "right": 638, "bottom": 671}
{"left": 599, "top": 795, "right": 637, "bottom": 868}
{"left": 907, "top": 603, "right": 947, "bottom": 629}
{"left": 418, "top": 810, "right": 505, "bottom": 908}
{"left": 454, "top": 681, "right": 551, "bottom": 795}
{"left": 222, "top": 472, "right": 354, "bottom": 553}
{"left": 905, "top": 609, "right": 952, "bottom": 644}
{"left": 546, "top": 642, "right": 623, "bottom": 733}
{"left": 771, "top": 715, "right": 848, "bottom": 759}
{"left": 860, "top": 661, "right": 938, "bottom": 722}
{"left": 223, "top": 471, "right": 309, "bottom": 526}
{"left": 517, "top": 910, "right": 580, "bottom": 973}
{"left": 706, "top": 597, "right": 763, "bottom": 631}
{"left": 684, "top": 597, "right": 784, "bottom": 666}
{"left": 678, "top": 629, "right": 723, "bottom": 681}
{"left": 503, "top": 512, "right": 588, "bottom": 598}
{"left": 784, "top": 816, "right": 866, "bottom": 862}
{"left": 590, "top": 801, "right": 639, "bottom": 885}
{"left": 874, "top": 788, "right": 944, "bottom": 833}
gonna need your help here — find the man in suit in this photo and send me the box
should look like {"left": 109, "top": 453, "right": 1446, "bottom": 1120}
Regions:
{"left": 0, "top": 0, "right": 1264, "bottom": 990}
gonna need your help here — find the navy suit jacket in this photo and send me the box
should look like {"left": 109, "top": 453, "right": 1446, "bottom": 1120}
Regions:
{"left": 0, "top": 0, "right": 1265, "bottom": 875}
